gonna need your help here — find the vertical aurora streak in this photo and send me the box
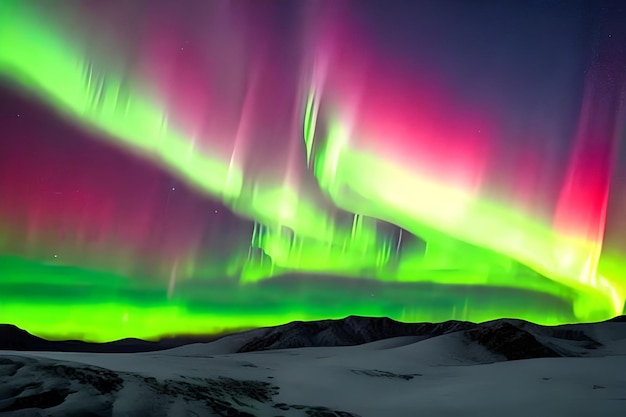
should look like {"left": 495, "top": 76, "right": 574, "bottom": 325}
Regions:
{"left": 0, "top": 0, "right": 624, "bottom": 341}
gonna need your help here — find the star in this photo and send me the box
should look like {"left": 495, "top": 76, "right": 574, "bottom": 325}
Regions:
{"left": 171, "top": 187, "right": 176, "bottom": 191}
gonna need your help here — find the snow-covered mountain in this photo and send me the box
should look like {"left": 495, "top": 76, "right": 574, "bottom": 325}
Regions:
{"left": 1, "top": 316, "right": 625, "bottom": 416}
{"left": 168, "top": 315, "right": 626, "bottom": 361}
{"left": 234, "top": 316, "right": 474, "bottom": 353}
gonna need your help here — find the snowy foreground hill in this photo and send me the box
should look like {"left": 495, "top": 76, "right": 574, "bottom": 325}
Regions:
{"left": 1, "top": 316, "right": 626, "bottom": 416}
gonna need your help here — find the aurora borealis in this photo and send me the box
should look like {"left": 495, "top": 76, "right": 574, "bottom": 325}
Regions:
{"left": 1, "top": 0, "right": 625, "bottom": 341}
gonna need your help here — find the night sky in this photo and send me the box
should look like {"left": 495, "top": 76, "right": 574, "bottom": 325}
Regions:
{"left": 0, "top": 0, "right": 625, "bottom": 341}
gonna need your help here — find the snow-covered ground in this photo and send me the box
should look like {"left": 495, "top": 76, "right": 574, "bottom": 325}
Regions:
{"left": 1, "top": 319, "right": 625, "bottom": 416}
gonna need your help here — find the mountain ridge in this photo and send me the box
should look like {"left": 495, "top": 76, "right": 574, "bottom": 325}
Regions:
{"left": 3, "top": 315, "right": 625, "bottom": 361}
